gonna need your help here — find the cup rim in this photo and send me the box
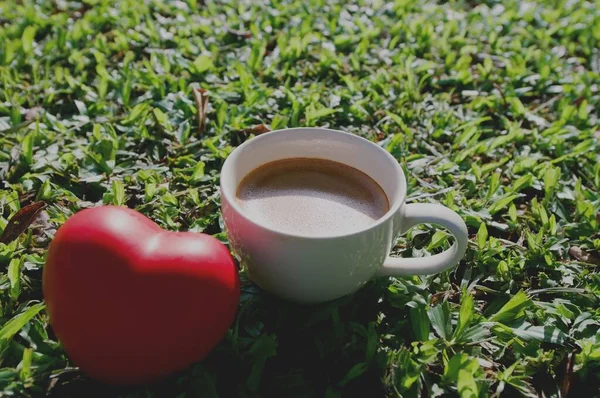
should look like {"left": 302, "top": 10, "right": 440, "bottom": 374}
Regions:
{"left": 220, "top": 127, "right": 407, "bottom": 240}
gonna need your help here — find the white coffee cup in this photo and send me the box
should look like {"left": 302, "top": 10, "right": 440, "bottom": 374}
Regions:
{"left": 220, "top": 128, "right": 468, "bottom": 303}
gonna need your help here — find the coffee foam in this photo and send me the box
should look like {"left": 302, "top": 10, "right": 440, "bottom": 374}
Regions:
{"left": 236, "top": 158, "right": 389, "bottom": 236}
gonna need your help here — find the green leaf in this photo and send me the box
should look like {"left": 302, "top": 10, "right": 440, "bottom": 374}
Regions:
{"left": 477, "top": 223, "right": 488, "bottom": 250}
{"left": 271, "top": 114, "right": 288, "bottom": 130}
{"left": 152, "top": 107, "right": 170, "bottom": 130}
{"left": 386, "top": 112, "right": 411, "bottom": 134}
{"left": 493, "top": 321, "right": 568, "bottom": 345}
{"left": 543, "top": 166, "right": 561, "bottom": 196}
{"left": 145, "top": 182, "right": 156, "bottom": 203}
{"left": 525, "top": 230, "right": 539, "bottom": 251}
{"left": 428, "top": 302, "right": 452, "bottom": 339}
{"left": 509, "top": 97, "right": 526, "bottom": 116}
{"left": 490, "top": 291, "right": 532, "bottom": 324}
{"left": 428, "top": 230, "right": 448, "bottom": 250}
{"left": 247, "top": 334, "right": 277, "bottom": 391}
{"left": 488, "top": 194, "right": 520, "bottom": 215}
{"left": 7, "top": 257, "right": 22, "bottom": 301}
{"left": 203, "top": 137, "right": 230, "bottom": 159}
{"left": 486, "top": 172, "right": 501, "bottom": 200}
{"left": 513, "top": 158, "right": 537, "bottom": 173}
{"left": 18, "top": 348, "right": 32, "bottom": 381}
{"left": 454, "top": 292, "right": 474, "bottom": 340}
{"left": 497, "top": 260, "right": 510, "bottom": 280}
{"left": 162, "top": 192, "right": 179, "bottom": 207}
{"left": 548, "top": 214, "right": 557, "bottom": 235}
{"left": 248, "top": 40, "right": 267, "bottom": 72}
{"left": 111, "top": 180, "right": 125, "bottom": 206}
{"left": 0, "top": 303, "right": 45, "bottom": 346}
{"left": 22, "top": 26, "right": 36, "bottom": 54}
{"left": 513, "top": 323, "right": 567, "bottom": 344}
{"left": 460, "top": 323, "right": 491, "bottom": 343}
{"left": 191, "top": 161, "right": 205, "bottom": 184}
{"left": 90, "top": 135, "right": 116, "bottom": 173}
{"left": 409, "top": 306, "right": 430, "bottom": 341}
{"left": 388, "top": 348, "right": 422, "bottom": 392}
{"left": 511, "top": 174, "right": 533, "bottom": 192}
{"left": 193, "top": 55, "right": 215, "bottom": 74}
{"left": 177, "top": 121, "right": 191, "bottom": 144}
{"left": 578, "top": 99, "right": 589, "bottom": 119}
{"left": 188, "top": 188, "right": 200, "bottom": 206}
{"left": 457, "top": 368, "right": 479, "bottom": 398}
{"left": 365, "top": 322, "right": 377, "bottom": 362}
{"left": 531, "top": 197, "right": 548, "bottom": 225}
{"left": 444, "top": 354, "right": 480, "bottom": 398}
{"left": 21, "top": 133, "right": 34, "bottom": 165}
{"left": 216, "top": 101, "right": 227, "bottom": 130}
{"left": 305, "top": 103, "right": 338, "bottom": 124}
{"left": 489, "top": 126, "right": 522, "bottom": 151}
{"left": 453, "top": 117, "right": 489, "bottom": 147}
{"left": 508, "top": 203, "right": 518, "bottom": 223}
{"left": 123, "top": 103, "right": 151, "bottom": 124}
{"left": 37, "top": 179, "right": 52, "bottom": 201}
{"left": 339, "top": 362, "right": 368, "bottom": 386}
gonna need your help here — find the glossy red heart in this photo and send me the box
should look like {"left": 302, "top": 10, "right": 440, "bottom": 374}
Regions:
{"left": 43, "top": 206, "right": 240, "bottom": 385}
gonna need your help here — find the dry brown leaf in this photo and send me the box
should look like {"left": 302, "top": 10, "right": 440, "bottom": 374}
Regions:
{"left": 569, "top": 246, "right": 600, "bottom": 265}
{"left": 560, "top": 351, "right": 575, "bottom": 398}
{"left": 24, "top": 106, "right": 44, "bottom": 121}
{"left": 193, "top": 87, "right": 209, "bottom": 134}
{"left": 0, "top": 201, "right": 47, "bottom": 244}
{"left": 241, "top": 124, "right": 271, "bottom": 136}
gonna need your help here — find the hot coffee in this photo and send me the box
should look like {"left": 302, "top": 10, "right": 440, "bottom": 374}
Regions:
{"left": 236, "top": 158, "right": 389, "bottom": 236}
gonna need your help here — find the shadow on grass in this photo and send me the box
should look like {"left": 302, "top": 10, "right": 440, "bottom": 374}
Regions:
{"left": 46, "top": 278, "right": 398, "bottom": 397}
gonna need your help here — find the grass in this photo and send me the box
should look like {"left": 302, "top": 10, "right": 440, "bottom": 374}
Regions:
{"left": 1, "top": 0, "right": 599, "bottom": 396}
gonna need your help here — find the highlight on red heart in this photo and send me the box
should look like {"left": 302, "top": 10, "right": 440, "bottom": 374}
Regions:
{"left": 42, "top": 206, "right": 240, "bottom": 385}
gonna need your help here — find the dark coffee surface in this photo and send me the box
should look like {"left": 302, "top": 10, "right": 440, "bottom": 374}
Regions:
{"left": 236, "top": 158, "right": 389, "bottom": 236}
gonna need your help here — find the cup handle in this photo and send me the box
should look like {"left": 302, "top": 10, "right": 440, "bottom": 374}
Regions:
{"left": 378, "top": 203, "right": 468, "bottom": 277}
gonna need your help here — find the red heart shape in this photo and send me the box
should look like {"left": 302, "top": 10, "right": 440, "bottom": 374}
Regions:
{"left": 43, "top": 206, "right": 240, "bottom": 385}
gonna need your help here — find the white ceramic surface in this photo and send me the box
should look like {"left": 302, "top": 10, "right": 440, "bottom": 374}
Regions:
{"left": 220, "top": 128, "right": 468, "bottom": 303}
